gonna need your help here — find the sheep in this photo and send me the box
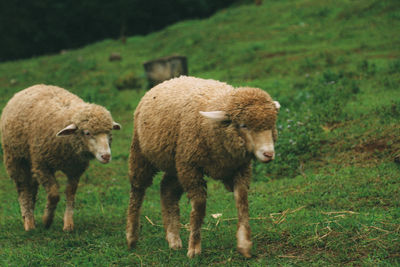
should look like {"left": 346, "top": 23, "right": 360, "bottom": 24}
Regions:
{"left": 126, "top": 76, "right": 280, "bottom": 258}
{"left": 0, "top": 84, "right": 121, "bottom": 231}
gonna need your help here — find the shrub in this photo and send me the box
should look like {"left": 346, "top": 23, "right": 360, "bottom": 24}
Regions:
{"left": 114, "top": 71, "right": 143, "bottom": 90}
{"left": 388, "top": 59, "right": 400, "bottom": 74}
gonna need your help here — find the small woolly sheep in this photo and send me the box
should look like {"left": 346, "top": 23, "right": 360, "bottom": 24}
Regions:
{"left": 126, "top": 76, "right": 280, "bottom": 258}
{"left": 0, "top": 84, "right": 121, "bottom": 231}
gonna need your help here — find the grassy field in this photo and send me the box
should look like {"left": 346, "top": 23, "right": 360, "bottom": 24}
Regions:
{"left": 0, "top": 0, "right": 399, "bottom": 265}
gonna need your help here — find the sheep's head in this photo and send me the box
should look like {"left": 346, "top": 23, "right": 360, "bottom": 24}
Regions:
{"left": 200, "top": 87, "right": 279, "bottom": 163}
{"left": 56, "top": 104, "right": 121, "bottom": 164}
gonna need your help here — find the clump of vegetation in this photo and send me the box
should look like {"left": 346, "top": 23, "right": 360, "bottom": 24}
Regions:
{"left": 114, "top": 71, "right": 144, "bottom": 90}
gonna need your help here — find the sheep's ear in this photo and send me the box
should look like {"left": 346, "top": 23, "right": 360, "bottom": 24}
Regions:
{"left": 56, "top": 124, "right": 77, "bottom": 136}
{"left": 199, "top": 111, "right": 228, "bottom": 122}
{"left": 273, "top": 101, "right": 281, "bottom": 112}
{"left": 113, "top": 122, "right": 121, "bottom": 130}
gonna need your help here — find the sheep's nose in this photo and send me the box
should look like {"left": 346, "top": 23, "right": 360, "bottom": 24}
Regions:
{"left": 101, "top": 154, "right": 111, "bottom": 162}
{"left": 263, "top": 152, "right": 274, "bottom": 160}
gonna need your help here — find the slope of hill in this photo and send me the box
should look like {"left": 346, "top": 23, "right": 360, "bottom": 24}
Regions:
{"left": 0, "top": 0, "right": 399, "bottom": 265}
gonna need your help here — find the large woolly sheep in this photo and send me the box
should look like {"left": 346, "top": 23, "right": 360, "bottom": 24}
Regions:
{"left": 126, "top": 76, "right": 280, "bottom": 258}
{"left": 0, "top": 85, "right": 121, "bottom": 231}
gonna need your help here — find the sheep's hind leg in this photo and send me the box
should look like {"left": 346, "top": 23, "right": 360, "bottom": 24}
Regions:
{"left": 126, "top": 145, "right": 156, "bottom": 249}
{"left": 187, "top": 190, "right": 207, "bottom": 258}
{"left": 16, "top": 180, "right": 38, "bottom": 231}
{"left": 178, "top": 168, "right": 207, "bottom": 258}
{"left": 16, "top": 179, "right": 38, "bottom": 231}
{"left": 34, "top": 169, "right": 60, "bottom": 229}
{"left": 161, "top": 173, "right": 183, "bottom": 250}
{"left": 6, "top": 158, "right": 37, "bottom": 231}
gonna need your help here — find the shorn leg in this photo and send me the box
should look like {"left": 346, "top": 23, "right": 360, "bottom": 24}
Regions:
{"left": 126, "top": 136, "right": 157, "bottom": 249}
{"left": 5, "top": 157, "right": 37, "bottom": 231}
{"left": 233, "top": 178, "right": 252, "bottom": 258}
{"left": 63, "top": 178, "right": 79, "bottom": 231}
{"left": 177, "top": 166, "right": 207, "bottom": 258}
{"left": 160, "top": 173, "right": 184, "bottom": 249}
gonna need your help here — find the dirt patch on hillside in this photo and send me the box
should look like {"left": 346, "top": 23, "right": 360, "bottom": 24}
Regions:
{"left": 316, "top": 122, "right": 400, "bottom": 167}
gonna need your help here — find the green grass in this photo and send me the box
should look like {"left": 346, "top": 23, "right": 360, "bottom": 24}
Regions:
{"left": 0, "top": 0, "right": 399, "bottom": 265}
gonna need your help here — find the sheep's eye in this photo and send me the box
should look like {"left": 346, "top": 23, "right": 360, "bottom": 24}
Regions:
{"left": 83, "top": 130, "right": 91, "bottom": 136}
{"left": 221, "top": 120, "right": 232, "bottom": 126}
{"left": 239, "top": 124, "right": 247, "bottom": 128}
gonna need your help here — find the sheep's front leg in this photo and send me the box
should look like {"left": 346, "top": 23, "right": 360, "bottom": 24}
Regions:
{"left": 234, "top": 181, "right": 252, "bottom": 258}
{"left": 63, "top": 178, "right": 79, "bottom": 231}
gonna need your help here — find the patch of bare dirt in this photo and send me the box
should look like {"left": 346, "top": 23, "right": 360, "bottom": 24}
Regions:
{"left": 315, "top": 121, "right": 400, "bottom": 167}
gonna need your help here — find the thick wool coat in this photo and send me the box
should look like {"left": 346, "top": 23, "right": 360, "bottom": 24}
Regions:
{"left": 130, "top": 76, "right": 277, "bottom": 192}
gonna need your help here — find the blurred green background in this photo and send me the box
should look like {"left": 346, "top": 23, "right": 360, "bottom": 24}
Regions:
{"left": 0, "top": 0, "right": 399, "bottom": 265}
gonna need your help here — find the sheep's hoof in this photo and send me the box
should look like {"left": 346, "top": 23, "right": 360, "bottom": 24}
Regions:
{"left": 63, "top": 223, "right": 74, "bottom": 232}
{"left": 23, "top": 218, "right": 35, "bottom": 231}
{"left": 127, "top": 238, "right": 137, "bottom": 250}
{"left": 237, "top": 247, "right": 252, "bottom": 258}
{"left": 187, "top": 246, "right": 201, "bottom": 258}
{"left": 169, "top": 240, "right": 183, "bottom": 250}
{"left": 166, "top": 234, "right": 182, "bottom": 250}
{"left": 42, "top": 215, "right": 54, "bottom": 229}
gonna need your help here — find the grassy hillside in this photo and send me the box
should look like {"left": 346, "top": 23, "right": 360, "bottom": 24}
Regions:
{"left": 0, "top": 0, "right": 399, "bottom": 265}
